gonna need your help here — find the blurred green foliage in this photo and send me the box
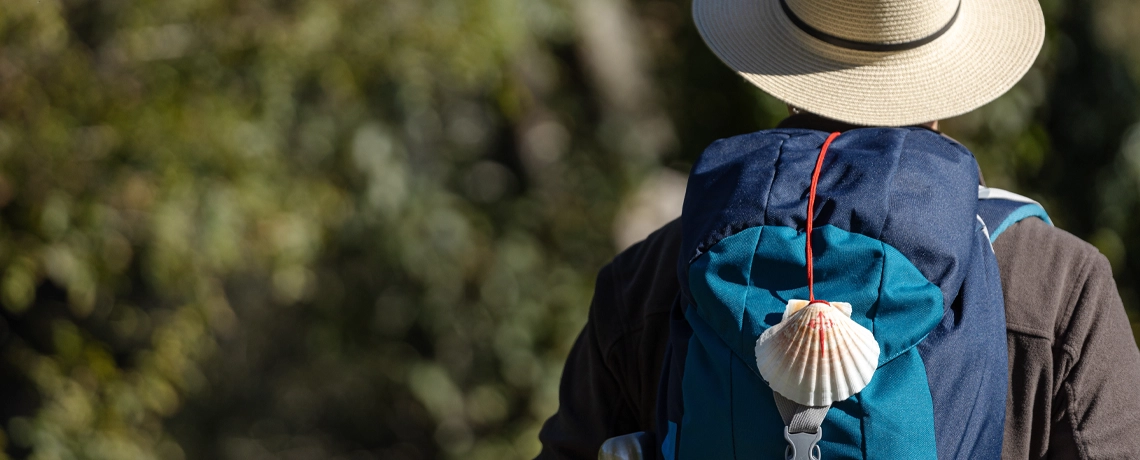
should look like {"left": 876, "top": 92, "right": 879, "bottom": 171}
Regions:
{"left": 0, "top": 0, "right": 1137, "bottom": 459}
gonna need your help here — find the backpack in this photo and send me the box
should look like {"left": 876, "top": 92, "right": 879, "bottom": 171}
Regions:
{"left": 598, "top": 128, "right": 1051, "bottom": 460}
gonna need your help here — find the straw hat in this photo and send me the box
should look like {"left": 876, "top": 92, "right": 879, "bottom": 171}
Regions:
{"left": 693, "top": 0, "right": 1045, "bottom": 126}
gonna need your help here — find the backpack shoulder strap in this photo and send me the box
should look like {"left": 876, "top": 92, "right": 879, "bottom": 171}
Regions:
{"left": 977, "top": 186, "right": 1053, "bottom": 243}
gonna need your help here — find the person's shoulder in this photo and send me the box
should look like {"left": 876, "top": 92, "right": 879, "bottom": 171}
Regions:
{"left": 610, "top": 218, "right": 683, "bottom": 282}
{"left": 590, "top": 219, "right": 682, "bottom": 347}
{"left": 992, "top": 218, "right": 1113, "bottom": 339}
{"left": 995, "top": 216, "right": 1102, "bottom": 260}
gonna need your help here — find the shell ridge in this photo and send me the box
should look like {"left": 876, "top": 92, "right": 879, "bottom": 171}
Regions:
{"left": 832, "top": 315, "right": 857, "bottom": 387}
{"left": 828, "top": 322, "right": 846, "bottom": 401}
{"left": 777, "top": 309, "right": 807, "bottom": 403}
{"left": 841, "top": 315, "right": 875, "bottom": 393}
{"left": 837, "top": 320, "right": 862, "bottom": 399}
{"left": 791, "top": 307, "right": 818, "bottom": 404}
{"left": 811, "top": 311, "right": 823, "bottom": 405}
{"left": 823, "top": 310, "right": 837, "bottom": 404}
{"left": 844, "top": 314, "right": 879, "bottom": 378}
{"left": 786, "top": 308, "right": 815, "bottom": 400}
{"left": 832, "top": 315, "right": 848, "bottom": 402}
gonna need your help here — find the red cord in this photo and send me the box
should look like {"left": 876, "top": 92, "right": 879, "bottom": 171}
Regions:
{"left": 807, "top": 132, "right": 841, "bottom": 302}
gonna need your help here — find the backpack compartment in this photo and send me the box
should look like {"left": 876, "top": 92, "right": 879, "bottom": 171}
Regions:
{"left": 660, "top": 128, "right": 1008, "bottom": 460}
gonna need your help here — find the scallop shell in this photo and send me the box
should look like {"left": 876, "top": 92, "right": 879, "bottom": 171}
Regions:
{"left": 754, "top": 300, "right": 880, "bottom": 406}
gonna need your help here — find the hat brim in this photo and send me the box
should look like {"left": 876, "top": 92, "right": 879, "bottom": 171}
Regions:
{"left": 693, "top": 0, "right": 1045, "bottom": 126}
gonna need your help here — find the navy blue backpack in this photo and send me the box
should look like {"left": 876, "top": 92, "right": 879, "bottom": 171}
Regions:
{"left": 599, "top": 128, "right": 1051, "bottom": 460}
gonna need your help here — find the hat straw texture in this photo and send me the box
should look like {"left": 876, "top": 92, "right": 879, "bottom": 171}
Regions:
{"left": 693, "top": 0, "right": 1045, "bottom": 126}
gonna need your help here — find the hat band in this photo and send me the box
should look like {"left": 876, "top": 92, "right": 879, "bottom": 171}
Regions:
{"left": 779, "top": 0, "right": 962, "bottom": 52}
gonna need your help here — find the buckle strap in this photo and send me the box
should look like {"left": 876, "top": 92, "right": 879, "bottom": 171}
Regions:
{"left": 773, "top": 392, "right": 830, "bottom": 434}
{"left": 773, "top": 392, "right": 830, "bottom": 459}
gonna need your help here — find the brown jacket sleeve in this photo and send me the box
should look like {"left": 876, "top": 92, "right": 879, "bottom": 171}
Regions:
{"left": 995, "top": 218, "right": 1140, "bottom": 459}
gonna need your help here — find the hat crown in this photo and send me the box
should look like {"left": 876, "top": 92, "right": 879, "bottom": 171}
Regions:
{"left": 784, "top": 0, "right": 960, "bottom": 44}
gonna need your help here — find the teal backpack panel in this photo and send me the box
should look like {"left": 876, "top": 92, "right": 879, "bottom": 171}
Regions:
{"left": 860, "top": 348, "right": 938, "bottom": 458}
{"left": 679, "top": 225, "right": 941, "bottom": 458}
{"left": 687, "top": 225, "right": 944, "bottom": 369}
{"left": 675, "top": 307, "right": 738, "bottom": 459}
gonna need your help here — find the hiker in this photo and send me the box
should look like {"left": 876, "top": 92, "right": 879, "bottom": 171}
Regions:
{"left": 536, "top": 0, "right": 1140, "bottom": 457}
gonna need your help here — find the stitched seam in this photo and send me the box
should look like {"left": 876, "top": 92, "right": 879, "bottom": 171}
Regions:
{"left": 928, "top": 128, "right": 975, "bottom": 161}
{"left": 738, "top": 228, "right": 762, "bottom": 355}
{"left": 1004, "top": 322, "right": 1054, "bottom": 340}
{"left": 1055, "top": 253, "right": 1094, "bottom": 458}
{"left": 728, "top": 347, "right": 738, "bottom": 460}
{"left": 880, "top": 129, "right": 908, "bottom": 241}
{"left": 602, "top": 265, "right": 638, "bottom": 414}
{"left": 761, "top": 134, "right": 792, "bottom": 226}
{"left": 598, "top": 316, "right": 669, "bottom": 360}
{"left": 869, "top": 129, "right": 905, "bottom": 351}
{"left": 602, "top": 332, "right": 647, "bottom": 421}
{"left": 605, "top": 390, "right": 637, "bottom": 451}
{"left": 1064, "top": 378, "right": 1092, "bottom": 459}
{"left": 611, "top": 265, "right": 632, "bottom": 342}
{"left": 1055, "top": 252, "right": 1092, "bottom": 344}
{"left": 874, "top": 240, "right": 887, "bottom": 339}
{"left": 861, "top": 394, "right": 868, "bottom": 460}
{"left": 597, "top": 308, "right": 675, "bottom": 418}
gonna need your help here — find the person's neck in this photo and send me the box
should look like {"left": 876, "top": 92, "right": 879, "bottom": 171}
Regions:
{"left": 776, "top": 112, "right": 979, "bottom": 183}
{"left": 777, "top": 113, "right": 865, "bottom": 132}
{"left": 776, "top": 112, "right": 940, "bottom": 132}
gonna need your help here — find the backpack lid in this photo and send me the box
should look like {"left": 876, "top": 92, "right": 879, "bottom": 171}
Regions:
{"left": 679, "top": 127, "right": 980, "bottom": 317}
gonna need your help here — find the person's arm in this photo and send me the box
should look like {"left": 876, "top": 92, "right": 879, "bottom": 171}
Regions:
{"left": 995, "top": 218, "right": 1140, "bottom": 458}
{"left": 537, "top": 220, "right": 681, "bottom": 459}
{"left": 537, "top": 264, "right": 642, "bottom": 460}
{"left": 1047, "top": 252, "right": 1140, "bottom": 458}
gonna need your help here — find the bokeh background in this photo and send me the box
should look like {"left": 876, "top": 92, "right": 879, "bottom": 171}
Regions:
{"left": 0, "top": 0, "right": 1138, "bottom": 458}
